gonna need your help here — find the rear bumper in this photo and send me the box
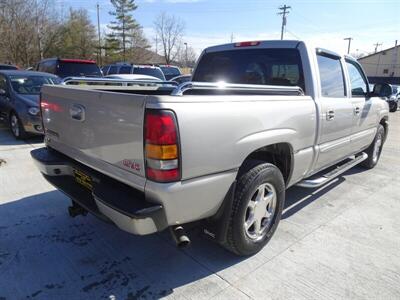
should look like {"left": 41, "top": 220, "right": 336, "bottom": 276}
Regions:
{"left": 31, "top": 147, "right": 168, "bottom": 235}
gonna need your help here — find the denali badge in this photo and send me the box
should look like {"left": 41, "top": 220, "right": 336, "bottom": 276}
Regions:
{"left": 122, "top": 159, "right": 141, "bottom": 171}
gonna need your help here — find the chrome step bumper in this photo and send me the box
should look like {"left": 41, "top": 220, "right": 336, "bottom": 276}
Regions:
{"left": 297, "top": 153, "right": 368, "bottom": 188}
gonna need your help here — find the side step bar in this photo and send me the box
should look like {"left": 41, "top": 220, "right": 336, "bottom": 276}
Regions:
{"left": 297, "top": 152, "right": 368, "bottom": 188}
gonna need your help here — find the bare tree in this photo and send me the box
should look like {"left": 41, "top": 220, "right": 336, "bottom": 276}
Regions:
{"left": 154, "top": 12, "right": 185, "bottom": 64}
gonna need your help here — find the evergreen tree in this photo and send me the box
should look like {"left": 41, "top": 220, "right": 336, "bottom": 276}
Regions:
{"left": 107, "top": 0, "right": 139, "bottom": 61}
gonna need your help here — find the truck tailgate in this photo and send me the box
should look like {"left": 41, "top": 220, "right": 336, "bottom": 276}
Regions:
{"left": 41, "top": 85, "right": 147, "bottom": 186}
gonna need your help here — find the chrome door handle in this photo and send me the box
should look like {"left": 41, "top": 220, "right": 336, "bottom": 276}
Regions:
{"left": 326, "top": 110, "right": 335, "bottom": 121}
{"left": 354, "top": 107, "right": 361, "bottom": 115}
{"left": 70, "top": 104, "right": 85, "bottom": 121}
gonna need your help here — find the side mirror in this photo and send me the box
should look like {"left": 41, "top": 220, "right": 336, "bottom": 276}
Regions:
{"left": 373, "top": 83, "right": 393, "bottom": 98}
{"left": 0, "top": 88, "right": 7, "bottom": 96}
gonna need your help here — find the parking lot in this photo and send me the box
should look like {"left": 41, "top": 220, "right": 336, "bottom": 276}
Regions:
{"left": 0, "top": 112, "right": 399, "bottom": 299}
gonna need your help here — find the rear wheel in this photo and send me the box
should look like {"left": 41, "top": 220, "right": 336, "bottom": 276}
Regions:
{"left": 361, "top": 124, "right": 385, "bottom": 169}
{"left": 9, "top": 112, "right": 27, "bottom": 139}
{"left": 224, "top": 161, "right": 285, "bottom": 256}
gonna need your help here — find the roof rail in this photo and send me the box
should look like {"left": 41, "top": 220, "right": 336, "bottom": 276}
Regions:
{"left": 171, "top": 81, "right": 304, "bottom": 96}
{"left": 61, "top": 77, "right": 177, "bottom": 87}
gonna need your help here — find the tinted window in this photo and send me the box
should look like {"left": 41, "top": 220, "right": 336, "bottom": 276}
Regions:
{"left": 192, "top": 48, "right": 304, "bottom": 90}
{"left": 0, "top": 75, "right": 7, "bottom": 91}
{"left": 0, "top": 65, "right": 18, "bottom": 70}
{"left": 317, "top": 55, "right": 346, "bottom": 97}
{"left": 133, "top": 67, "right": 165, "bottom": 80}
{"left": 161, "top": 67, "right": 181, "bottom": 77}
{"left": 57, "top": 62, "right": 102, "bottom": 78}
{"left": 108, "top": 66, "right": 118, "bottom": 75}
{"left": 10, "top": 75, "right": 60, "bottom": 95}
{"left": 346, "top": 61, "right": 368, "bottom": 97}
{"left": 119, "top": 66, "right": 132, "bottom": 74}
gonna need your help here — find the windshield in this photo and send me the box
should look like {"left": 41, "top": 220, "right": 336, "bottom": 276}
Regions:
{"left": 57, "top": 62, "right": 102, "bottom": 78}
{"left": 10, "top": 75, "right": 60, "bottom": 95}
{"left": 161, "top": 67, "right": 181, "bottom": 77}
{"left": 0, "top": 65, "right": 18, "bottom": 70}
{"left": 193, "top": 48, "right": 305, "bottom": 91}
{"left": 133, "top": 67, "right": 165, "bottom": 80}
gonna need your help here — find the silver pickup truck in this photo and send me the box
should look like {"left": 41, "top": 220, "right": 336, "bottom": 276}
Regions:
{"left": 31, "top": 40, "right": 390, "bottom": 256}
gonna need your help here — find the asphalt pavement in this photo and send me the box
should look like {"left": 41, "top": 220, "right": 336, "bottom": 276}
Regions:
{"left": 0, "top": 112, "right": 399, "bottom": 300}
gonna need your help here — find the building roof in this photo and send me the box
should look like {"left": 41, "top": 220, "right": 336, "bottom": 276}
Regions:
{"left": 358, "top": 44, "right": 399, "bottom": 61}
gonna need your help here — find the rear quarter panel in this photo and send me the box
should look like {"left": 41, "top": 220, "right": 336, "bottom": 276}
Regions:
{"left": 147, "top": 95, "right": 317, "bottom": 183}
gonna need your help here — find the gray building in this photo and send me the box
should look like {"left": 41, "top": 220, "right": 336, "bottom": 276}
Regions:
{"left": 358, "top": 43, "right": 400, "bottom": 84}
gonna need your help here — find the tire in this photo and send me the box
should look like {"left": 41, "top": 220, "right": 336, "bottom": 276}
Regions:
{"left": 9, "top": 112, "right": 27, "bottom": 139}
{"left": 361, "top": 124, "right": 385, "bottom": 169}
{"left": 224, "top": 161, "right": 285, "bottom": 256}
{"left": 389, "top": 102, "right": 398, "bottom": 113}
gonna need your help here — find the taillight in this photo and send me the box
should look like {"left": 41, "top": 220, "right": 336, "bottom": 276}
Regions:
{"left": 145, "top": 109, "right": 180, "bottom": 182}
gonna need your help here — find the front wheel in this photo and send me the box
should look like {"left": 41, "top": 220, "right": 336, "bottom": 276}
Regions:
{"left": 9, "top": 112, "right": 27, "bottom": 140}
{"left": 389, "top": 102, "right": 398, "bottom": 112}
{"left": 361, "top": 124, "right": 385, "bottom": 169}
{"left": 224, "top": 161, "right": 285, "bottom": 256}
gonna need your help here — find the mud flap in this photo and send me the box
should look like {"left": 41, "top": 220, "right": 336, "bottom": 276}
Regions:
{"left": 201, "top": 180, "right": 236, "bottom": 246}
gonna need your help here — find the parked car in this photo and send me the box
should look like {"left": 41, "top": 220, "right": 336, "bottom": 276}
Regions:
{"left": 159, "top": 65, "right": 182, "bottom": 81}
{"left": 0, "top": 64, "right": 18, "bottom": 70}
{"left": 170, "top": 74, "right": 191, "bottom": 85}
{"left": 36, "top": 58, "right": 102, "bottom": 79}
{"left": 32, "top": 40, "right": 389, "bottom": 256}
{"left": 0, "top": 70, "right": 60, "bottom": 139}
{"left": 102, "top": 63, "right": 166, "bottom": 81}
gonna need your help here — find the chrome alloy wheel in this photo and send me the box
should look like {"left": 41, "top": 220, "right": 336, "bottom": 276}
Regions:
{"left": 244, "top": 183, "right": 277, "bottom": 241}
{"left": 372, "top": 133, "right": 383, "bottom": 164}
{"left": 10, "top": 114, "right": 20, "bottom": 137}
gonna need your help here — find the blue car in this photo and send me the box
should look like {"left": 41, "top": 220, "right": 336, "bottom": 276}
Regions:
{"left": 0, "top": 70, "right": 60, "bottom": 139}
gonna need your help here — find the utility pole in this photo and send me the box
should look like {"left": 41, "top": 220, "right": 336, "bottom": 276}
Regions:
{"left": 155, "top": 36, "right": 158, "bottom": 55}
{"left": 230, "top": 33, "right": 234, "bottom": 43}
{"left": 344, "top": 37, "right": 353, "bottom": 54}
{"left": 184, "top": 42, "right": 188, "bottom": 68}
{"left": 278, "top": 5, "right": 291, "bottom": 40}
{"left": 97, "top": 3, "right": 102, "bottom": 66}
{"left": 373, "top": 42, "right": 382, "bottom": 53}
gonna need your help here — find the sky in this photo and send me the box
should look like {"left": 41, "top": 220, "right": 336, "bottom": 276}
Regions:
{"left": 61, "top": 0, "right": 400, "bottom": 56}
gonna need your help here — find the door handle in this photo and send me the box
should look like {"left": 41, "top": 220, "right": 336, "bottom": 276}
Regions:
{"left": 70, "top": 104, "right": 85, "bottom": 121}
{"left": 354, "top": 107, "right": 361, "bottom": 115}
{"left": 326, "top": 110, "right": 335, "bottom": 121}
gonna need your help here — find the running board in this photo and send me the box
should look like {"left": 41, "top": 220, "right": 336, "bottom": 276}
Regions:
{"left": 297, "top": 153, "right": 368, "bottom": 188}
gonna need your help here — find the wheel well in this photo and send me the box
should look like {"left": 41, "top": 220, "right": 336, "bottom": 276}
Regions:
{"left": 238, "top": 143, "right": 293, "bottom": 185}
{"left": 380, "top": 118, "right": 388, "bottom": 142}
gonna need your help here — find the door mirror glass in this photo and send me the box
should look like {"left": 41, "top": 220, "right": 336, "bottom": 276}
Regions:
{"left": 373, "top": 83, "right": 392, "bottom": 98}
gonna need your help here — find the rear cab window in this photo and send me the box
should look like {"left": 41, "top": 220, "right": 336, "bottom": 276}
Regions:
{"left": 133, "top": 67, "right": 165, "bottom": 80}
{"left": 192, "top": 48, "right": 305, "bottom": 92}
{"left": 161, "top": 67, "right": 181, "bottom": 77}
{"left": 56, "top": 61, "right": 102, "bottom": 78}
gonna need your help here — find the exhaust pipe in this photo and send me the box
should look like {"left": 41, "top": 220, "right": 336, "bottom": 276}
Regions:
{"left": 68, "top": 202, "right": 88, "bottom": 218}
{"left": 170, "top": 225, "right": 190, "bottom": 248}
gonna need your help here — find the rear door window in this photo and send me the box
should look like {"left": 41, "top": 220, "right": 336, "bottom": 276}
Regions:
{"left": 192, "top": 48, "right": 305, "bottom": 91}
{"left": 108, "top": 66, "right": 119, "bottom": 75}
{"left": 317, "top": 54, "right": 346, "bottom": 98}
{"left": 118, "top": 66, "right": 132, "bottom": 74}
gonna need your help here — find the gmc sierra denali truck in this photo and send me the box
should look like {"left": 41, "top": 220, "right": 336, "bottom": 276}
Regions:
{"left": 31, "top": 40, "right": 391, "bottom": 256}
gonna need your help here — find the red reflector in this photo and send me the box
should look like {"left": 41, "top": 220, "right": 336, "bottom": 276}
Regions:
{"left": 147, "top": 168, "right": 180, "bottom": 182}
{"left": 145, "top": 110, "right": 177, "bottom": 145}
{"left": 234, "top": 41, "right": 261, "bottom": 47}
